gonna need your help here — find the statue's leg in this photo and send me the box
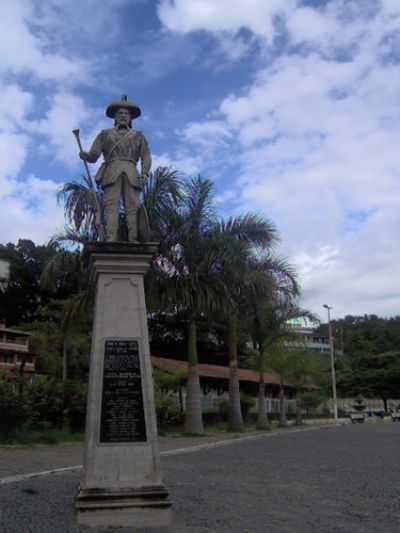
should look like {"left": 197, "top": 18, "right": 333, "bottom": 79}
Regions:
{"left": 103, "top": 177, "right": 121, "bottom": 242}
{"left": 123, "top": 177, "right": 140, "bottom": 242}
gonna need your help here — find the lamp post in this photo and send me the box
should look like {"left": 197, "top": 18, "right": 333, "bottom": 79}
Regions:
{"left": 323, "top": 304, "right": 338, "bottom": 423}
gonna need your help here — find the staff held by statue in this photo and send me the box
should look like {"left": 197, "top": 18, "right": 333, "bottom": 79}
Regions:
{"left": 72, "top": 128, "right": 105, "bottom": 241}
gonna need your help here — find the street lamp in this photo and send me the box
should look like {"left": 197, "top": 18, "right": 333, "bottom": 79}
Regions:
{"left": 323, "top": 304, "right": 338, "bottom": 423}
{"left": 0, "top": 258, "right": 10, "bottom": 293}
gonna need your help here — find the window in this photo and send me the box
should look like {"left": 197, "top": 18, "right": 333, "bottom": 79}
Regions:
{"left": 0, "top": 353, "right": 14, "bottom": 364}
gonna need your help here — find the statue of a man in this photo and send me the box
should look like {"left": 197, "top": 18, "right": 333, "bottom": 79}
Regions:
{"left": 80, "top": 96, "right": 151, "bottom": 242}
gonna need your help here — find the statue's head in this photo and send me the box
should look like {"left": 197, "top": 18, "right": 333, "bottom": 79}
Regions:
{"left": 114, "top": 107, "right": 132, "bottom": 129}
{"left": 106, "top": 96, "right": 141, "bottom": 130}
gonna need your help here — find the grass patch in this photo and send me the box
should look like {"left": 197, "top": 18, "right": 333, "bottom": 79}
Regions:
{"left": 0, "top": 430, "right": 84, "bottom": 447}
{"left": 160, "top": 422, "right": 260, "bottom": 439}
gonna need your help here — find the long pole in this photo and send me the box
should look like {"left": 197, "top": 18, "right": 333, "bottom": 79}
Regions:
{"left": 324, "top": 304, "right": 338, "bottom": 423}
{"left": 72, "top": 129, "right": 104, "bottom": 241}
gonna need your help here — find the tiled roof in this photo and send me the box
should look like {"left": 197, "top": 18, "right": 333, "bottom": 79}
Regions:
{"left": 151, "top": 356, "right": 291, "bottom": 387}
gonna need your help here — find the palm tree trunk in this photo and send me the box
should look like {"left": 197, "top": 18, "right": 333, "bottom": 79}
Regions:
{"left": 178, "top": 385, "right": 184, "bottom": 414}
{"left": 62, "top": 337, "right": 68, "bottom": 382}
{"left": 184, "top": 320, "right": 204, "bottom": 434}
{"left": 256, "top": 369, "right": 271, "bottom": 430}
{"left": 279, "top": 377, "right": 287, "bottom": 427}
{"left": 228, "top": 315, "right": 244, "bottom": 432}
{"left": 296, "top": 391, "right": 303, "bottom": 426}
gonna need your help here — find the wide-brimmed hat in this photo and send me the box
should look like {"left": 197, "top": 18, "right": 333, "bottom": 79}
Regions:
{"left": 105, "top": 95, "right": 141, "bottom": 119}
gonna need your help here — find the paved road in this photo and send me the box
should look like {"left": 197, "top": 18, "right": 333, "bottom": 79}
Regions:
{"left": 0, "top": 423, "right": 399, "bottom": 532}
{"left": 0, "top": 421, "right": 335, "bottom": 480}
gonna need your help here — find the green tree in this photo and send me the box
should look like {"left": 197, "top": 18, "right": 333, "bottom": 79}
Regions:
{"left": 0, "top": 239, "right": 71, "bottom": 325}
{"left": 59, "top": 166, "right": 181, "bottom": 243}
{"left": 211, "top": 214, "right": 279, "bottom": 431}
{"left": 268, "top": 344, "right": 294, "bottom": 426}
{"left": 338, "top": 351, "right": 400, "bottom": 411}
{"left": 285, "top": 350, "right": 325, "bottom": 425}
{"left": 148, "top": 176, "right": 227, "bottom": 434}
{"left": 245, "top": 259, "right": 302, "bottom": 430}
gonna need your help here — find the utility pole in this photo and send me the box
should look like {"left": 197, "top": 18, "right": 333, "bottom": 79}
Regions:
{"left": 323, "top": 304, "right": 338, "bottom": 423}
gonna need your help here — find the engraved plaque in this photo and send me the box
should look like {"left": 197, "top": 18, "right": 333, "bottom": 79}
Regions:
{"left": 100, "top": 339, "right": 147, "bottom": 443}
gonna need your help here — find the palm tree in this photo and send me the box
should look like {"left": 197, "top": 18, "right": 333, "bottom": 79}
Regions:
{"left": 40, "top": 245, "right": 90, "bottom": 380}
{"left": 268, "top": 343, "right": 293, "bottom": 426}
{"left": 245, "top": 256, "right": 302, "bottom": 430}
{"left": 49, "top": 166, "right": 182, "bottom": 375}
{"left": 254, "top": 301, "right": 318, "bottom": 427}
{"left": 142, "top": 167, "right": 182, "bottom": 244}
{"left": 58, "top": 173, "right": 101, "bottom": 241}
{"left": 59, "top": 166, "right": 181, "bottom": 242}
{"left": 210, "top": 215, "right": 279, "bottom": 431}
{"left": 149, "top": 176, "right": 228, "bottom": 434}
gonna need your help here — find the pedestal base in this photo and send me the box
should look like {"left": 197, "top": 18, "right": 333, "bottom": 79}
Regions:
{"left": 76, "top": 485, "right": 172, "bottom": 528}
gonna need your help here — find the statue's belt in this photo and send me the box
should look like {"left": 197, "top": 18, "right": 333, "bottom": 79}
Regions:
{"left": 105, "top": 157, "right": 138, "bottom": 164}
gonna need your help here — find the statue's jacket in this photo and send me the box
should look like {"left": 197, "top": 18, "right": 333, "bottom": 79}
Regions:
{"left": 86, "top": 127, "right": 151, "bottom": 189}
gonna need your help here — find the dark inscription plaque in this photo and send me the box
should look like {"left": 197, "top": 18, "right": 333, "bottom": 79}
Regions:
{"left": 100, "top": 339, "right": 147, "bottom": 443}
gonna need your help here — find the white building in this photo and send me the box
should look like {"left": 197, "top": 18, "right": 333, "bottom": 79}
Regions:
{"left": 285, "top": 318, "right": 342, "bottom": 355}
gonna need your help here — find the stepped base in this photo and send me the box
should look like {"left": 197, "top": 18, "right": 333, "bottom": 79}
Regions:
{"left": 76, "top": 485, "right": 172, "bottom": 528}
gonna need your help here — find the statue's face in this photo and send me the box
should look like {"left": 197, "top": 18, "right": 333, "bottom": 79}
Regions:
{"left": 115, "top": 108, "right": 131, "bottom": 128}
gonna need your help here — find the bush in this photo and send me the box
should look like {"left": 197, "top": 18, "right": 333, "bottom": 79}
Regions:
{"left": 217, "top": 394, "right": 256, "bottom": 423}
{"left": 0, "top": 376, "right": 87, "bottom": 441}
{"left": 302, "top": 391, "right": 326, "bottom": 412}
{"left": 155, "top": 397, "right": 184, "bottom": 429}
{"left": 63, "top": 381, "right": 87, "bottom": 432}
{"left": 240, "top": 394, "right": 256, "bottom": 421}
{"left": 0, "top": 376, "right": 30, "bottom": 437}
{"left": 217, "top": 399, "right": 229, "bottom": 422}
{"left": 28, "top": 378, "right": 66, "bottom": 430}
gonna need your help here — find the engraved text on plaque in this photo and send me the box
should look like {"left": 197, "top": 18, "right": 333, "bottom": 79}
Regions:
{"left": 100, "top": 339, "right": 147, "bottom": 443}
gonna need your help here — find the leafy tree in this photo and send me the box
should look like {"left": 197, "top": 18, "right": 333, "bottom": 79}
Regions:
{"left": 211, "top": 214, "right": 279, "bottom": 432}
{"left": 0, "top": 239, "right": 74, "bottom": 325}
{"left": 245, "top": 259, "right": 303, "bottom": 430}
{"left": 268, "top": 344, "right": 294, "bottom": 426}
{"left": 59, "top": 166, "right": 181, "bottom": 243}
{"left": 338, "top": 351, "right": 400, "bottom": 411}
{"left": 148, "top": 176, "right": 227, "bottom": 434}
{"left": 284, "top": 350, "right": 325, "bottom": 425}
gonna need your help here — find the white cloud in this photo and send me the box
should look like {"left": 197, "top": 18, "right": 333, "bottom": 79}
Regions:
{"left": 0, "top": 133, "right": 64, "bottom": 244}
{"left": 26, "top": 92, "right": 109, "bottom": 170}
{"left": 381, "top": 0, "right": 400, "bottom": 16}
{"left": 0, "top": 84, "right": 33, "bottom": 133}
{"left": 0, "top": 82, "right": 67, "bottom": 245}
{"left": 0, "top": 0, "right": 143, "bottom": 246}
{"left": 0, "top": 1, "right": 90, "bottom": 84}
{"left": 182, "top": 120, "right": 233, "bottom": 147}
{"left": 158, "top": 0, "right": 400, "bottom": 316}
{"left": 0, "top": 174, "right": 64, "bottom": 244}
{"left": 152, "top": 152, "right": 202, "bottom": 176}
{"left": 158, "top": 0, "right": 297, "bottom": 42}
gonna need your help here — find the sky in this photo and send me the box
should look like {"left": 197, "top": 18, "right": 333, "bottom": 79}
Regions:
{"left": 1, "top": 0, "right": 400, "bottom": 320}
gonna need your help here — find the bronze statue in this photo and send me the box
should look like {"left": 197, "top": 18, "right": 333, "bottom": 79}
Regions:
{"left": 77, "top": 96, "right": 151, "bottom": 242}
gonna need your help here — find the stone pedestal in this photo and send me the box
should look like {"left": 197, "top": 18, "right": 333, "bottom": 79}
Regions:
{"left": 76, "top": 242, "right": 172, "bottom": 528}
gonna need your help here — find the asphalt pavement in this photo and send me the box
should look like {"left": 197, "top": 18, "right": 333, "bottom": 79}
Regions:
{"left": 0, "top": 423, "right": 399, "bottom": 533}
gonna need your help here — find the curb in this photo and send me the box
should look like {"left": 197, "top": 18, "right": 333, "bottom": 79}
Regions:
{"left": 0, "top": 424, "right": 337, "bottom": 486}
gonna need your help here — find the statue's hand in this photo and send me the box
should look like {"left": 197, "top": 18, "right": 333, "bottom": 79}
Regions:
{"left": 79, "top": 151, "right": 89, "bottom": 161}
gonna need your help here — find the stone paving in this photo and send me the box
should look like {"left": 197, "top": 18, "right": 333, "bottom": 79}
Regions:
{"left": 0, "top": 423, "right": 399, "bottom": 532}
{"left": 0, "top": 431, "right": 268, "bottom": 479}
{"left": 0, "top": 422, "right": 334, "bottom": 480}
